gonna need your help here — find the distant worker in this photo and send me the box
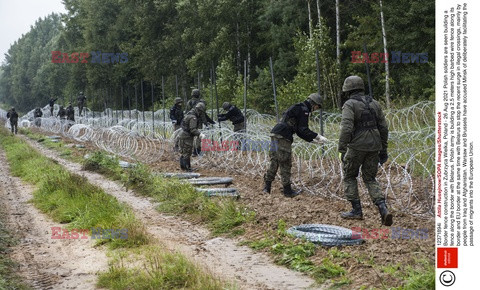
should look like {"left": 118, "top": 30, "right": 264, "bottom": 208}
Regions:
{"left": 170, "top": 97, "right": 184, "bottom": 131}
{"left": 185, "top": 89, "right": 215, "bottom": 156}
{"left": 57, "top": 106, "right": 67, "bottom": 120}
{"left": 338, "top": 75, "right": 392, "bottom": 226}
{"left": 178, "top": 102, "right": 206, "bottom": 172}
{"left": 77, "top": 91, "right": 87, "bottom": 116}
{"left": 6, "top": 107, "right": 19, "bottom": 134}
{"left": 263, "top": 93, "right": 327, "bottom": 198}
{"left": 33, "top": 107, "right": 43, "bottom": 127}
{"left": 48, "top": 97, "right": 58, "bottom": 116}
{"left": 218, "top": 102, "right": 245, "bottom": 132}
{"left": 66, "top": 103, "right": 75, "bottom": 122}
{"left": 170, "top": 97, "right": 184, "bottom": 152}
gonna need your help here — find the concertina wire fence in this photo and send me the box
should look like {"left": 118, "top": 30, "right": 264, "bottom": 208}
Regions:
{"left": 1, "top": 101, "right": 435, "bottom": 217}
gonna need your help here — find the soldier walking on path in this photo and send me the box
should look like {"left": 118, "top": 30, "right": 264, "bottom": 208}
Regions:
{"left": 262, "top": 93, "right": 327, "bottom": 198}
{"left": 338, "top": 75, "right": 392, "bottom": 226}
{"left": 178, "top": 102, "right": 206, "bottom": 172}
{"left": 6, "top": 107, "right": 19, "bottom": 134}
{"left": 77, "top": 92, "right": 87, "bottom": 116}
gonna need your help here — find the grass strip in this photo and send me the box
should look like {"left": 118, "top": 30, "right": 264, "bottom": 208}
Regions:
{"left": 97, "top": 245, "right": 233, "bottom": 289}
{"left": 0, "top": 128, "right": 149, "bottom": 249}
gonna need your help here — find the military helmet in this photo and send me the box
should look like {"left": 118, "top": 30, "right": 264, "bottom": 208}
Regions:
{"left": 342, "top": 76, "right": 364, "bottom": 92}
{"left": 307, "top": 93, "right": 322, "bottom": 106}
{"left": 175, "top": 97, "right": 183, "bottom": 104}
{"left": 195, "top": 102, "right": 206, "bottom": 112}
{"left": 191, "top": 89, "right": 201, "bottom": 98}
{"left": 11, "top": 107, "right": 15, "bottom": 111}
{"left": 222, "top": 102, "right": 231, "bottom": 110}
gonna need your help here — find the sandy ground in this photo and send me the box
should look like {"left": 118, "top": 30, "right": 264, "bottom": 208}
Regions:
{"left": 21, "top": 136, "right": 318, "bottom": 290}
{"left": 0, "top": 148, "right": 108, "bottom": 289}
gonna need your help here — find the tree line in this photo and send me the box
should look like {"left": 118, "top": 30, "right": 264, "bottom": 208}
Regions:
{"left": 0, "top": 0, "right": 434, "bottom": 114}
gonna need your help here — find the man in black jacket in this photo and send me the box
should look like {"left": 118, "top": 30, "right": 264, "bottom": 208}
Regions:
{"left": 7, "top": 107, "right": 19, "bottom": 134}
{"left": 218, "top": 102, "right": 245, "bottom": 132}
{"left": 34, "top": 107, "right": 43, "bottom": 127}
{"left": 170, "top": 97, "right": 184, "bottom": 131}
{"left": 48, "top": 97, "right": 57, "bottom": 116}
{"left": 170, "top": 97, "right": 184, "bottom": 152}
{"left": 263, "top": 93, "right": 327, "bottom": 197}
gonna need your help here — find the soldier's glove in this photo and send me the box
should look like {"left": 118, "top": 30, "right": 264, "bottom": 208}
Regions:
{"left": 338, "top": 152, "right": 345, "bottom": 163}
{"left": 312, "top": 135, "right": 328, "bottom": 144}
{"left": 199, "top": 133, "right": 207, "bottom": 140}
{"left": 379, "top": 151, "right": 388, "bottom": 165}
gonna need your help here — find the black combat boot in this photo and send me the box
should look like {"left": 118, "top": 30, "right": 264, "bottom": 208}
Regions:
{"left": 340, "top": 200, "right": 364, "bottom": 220}
{"left": 283, "top": 184, "right": 300, "bottom": 198}
{"left": 376, "top": 200, "right": 393, "bottom": 226}
{"left": 262, "top": 181, "right": 272, "bottom": 194}
{"left": 185, "top": 158, "right": 196, "bottom": 172}
{"left": 179, "top": 157, "right": 186, "bottom": 171}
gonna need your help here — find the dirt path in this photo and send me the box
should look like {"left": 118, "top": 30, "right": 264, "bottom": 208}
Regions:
{"left": 0, "top": 149, "right": 108, "bottom": 289}
{"left": 22, "top": 137, "right": 318, "bottom": 289}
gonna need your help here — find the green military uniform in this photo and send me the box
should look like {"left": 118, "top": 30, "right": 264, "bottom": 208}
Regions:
{"left": 339, "top": 92, "right": 388, "bottom": 203}
{"left": 178, "top": 105, "right": 203, "bottom": 171}
{"left": 185, "top": 89, "right": 215, "bottom": 156}
{"left": 264, "top": 136, "right": 292, "bottom": 187}
{"left": 339, "top": 75, "right": 392, "bottom": 226}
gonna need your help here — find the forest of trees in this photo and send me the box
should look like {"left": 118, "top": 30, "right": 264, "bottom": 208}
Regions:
{"left": 0, "top": 0, "right": 434, "bottom": 114}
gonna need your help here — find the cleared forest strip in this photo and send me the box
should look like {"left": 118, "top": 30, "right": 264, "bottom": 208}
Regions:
{"left": 19, "top": 134, "right": 318, "bottom": 289}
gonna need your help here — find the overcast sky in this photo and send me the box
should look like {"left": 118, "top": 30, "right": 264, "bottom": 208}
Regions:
{"left": 0, "top": 0, "right": 67, "bottom": 65}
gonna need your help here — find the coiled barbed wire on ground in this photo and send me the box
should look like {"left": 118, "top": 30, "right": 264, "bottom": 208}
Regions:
{"left": 18, "top": 102, "right": 435, "bottom": 217}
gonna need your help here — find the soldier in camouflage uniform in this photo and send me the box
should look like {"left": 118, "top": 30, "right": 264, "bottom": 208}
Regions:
{"left": 263, "top": 93, "right": 327, "bottom": 197}
{"left": 77, "top": 92, "right": 87, "bottom": 116}
{"left": 178, "top": 102, "right": 206, "bottom": 171}
{"left": 66, "top": 103, "right": 75, "bottom": 122}
{"left": 170, "top": 97, "right": 184, "bottom": 152}
{"left": 338, "top": 75, "right": 392, "bottom": 226}
{"left": 185, "top": 89, "right": 215, "bottom": 156}
{"left": 6, "top": 107, "right": 19, "bottom": 134}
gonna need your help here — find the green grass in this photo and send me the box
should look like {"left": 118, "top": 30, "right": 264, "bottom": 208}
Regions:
{"left": 383, "top": 259, "right": 434, "bottom": 290}
{"left": 82, "top": 151, "right": 123, "bottom": 180}
{"left": 97, "top": 245, "right": 232, "bottom": 290}
{"left": 0, "top": 129, "right": 149, "bottom": 249}
{"left": 119, "top": 162, "right": 255, "bottom": 236}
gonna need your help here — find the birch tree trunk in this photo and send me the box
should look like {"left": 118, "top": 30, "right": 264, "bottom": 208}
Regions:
{"left": 335, "top": 0, "right": 341, "bottom": 108}
{"left": 379, "top": 0, "right": 391, "bottom": 108}
{"left": 307, "top": 0, "right": 313, "bottom": 39}
{"left": 316, "top": 0, "right": 321, "bottom": 27}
